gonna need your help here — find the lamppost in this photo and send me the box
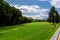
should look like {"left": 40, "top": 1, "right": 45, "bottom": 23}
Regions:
{"left": 54, "top": 13, "right": 56, "bottom": 27}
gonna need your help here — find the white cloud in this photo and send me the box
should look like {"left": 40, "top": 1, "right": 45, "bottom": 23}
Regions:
{"left": 50, "top": 0, "right": 60, "bottom": 8}
{"left": 11, "top": 5, "right": 41, "bottom": 13}
{"left": 39, "top": 0, "right": 48, "bottom": 1}
{"left": 11, "top": 5, "right": 49, "bottom": 19}
{"left": 22, "top": 13, "right": 48, "bottom": 20}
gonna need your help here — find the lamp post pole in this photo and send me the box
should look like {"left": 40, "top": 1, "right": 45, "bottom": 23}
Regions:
{"left": 54, "top": 13, "right": 56, "bottom": 27}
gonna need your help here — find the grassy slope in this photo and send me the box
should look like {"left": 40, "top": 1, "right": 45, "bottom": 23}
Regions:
{"left": 0, "top": 22, "right": 59, "bottom": 40}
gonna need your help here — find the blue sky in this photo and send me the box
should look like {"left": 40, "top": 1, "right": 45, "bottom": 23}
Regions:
{"left": 5, "top": 0, "right": 60, "bottom": 20}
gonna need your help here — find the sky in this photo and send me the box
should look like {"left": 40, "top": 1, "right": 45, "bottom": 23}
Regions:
{"left": 5, "top": 0, "right": 60, "bottom": 20}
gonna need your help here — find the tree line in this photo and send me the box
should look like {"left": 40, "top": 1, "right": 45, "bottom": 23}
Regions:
{"left": 0, "top": 0, "right": 33, "bottom": 26}
{"left": 0, "top": 0, "right": 60, "bottom": 27}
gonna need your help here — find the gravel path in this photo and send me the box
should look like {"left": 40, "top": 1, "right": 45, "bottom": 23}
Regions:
{"left": 50, "top": 27, "right": 60, "bottom": 40}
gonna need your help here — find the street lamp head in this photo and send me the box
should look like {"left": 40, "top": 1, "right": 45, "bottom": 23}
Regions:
{"left": 54, "top": 13, "right": 56, "bottom": 16}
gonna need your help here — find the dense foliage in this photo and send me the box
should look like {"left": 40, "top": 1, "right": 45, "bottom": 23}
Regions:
{"left": 0, "top": 0, "right": 33, "bottom": 26}
{"left": 48, "top": 6, "right": 60, "bottom": 23}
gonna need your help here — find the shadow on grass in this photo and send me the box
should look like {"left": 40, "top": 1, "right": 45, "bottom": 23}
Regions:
{"left": 0, "top": 24, "right": 26, "bottom": 31}
{"left": 0, "top": 33, "right": 5, "bottom": 37}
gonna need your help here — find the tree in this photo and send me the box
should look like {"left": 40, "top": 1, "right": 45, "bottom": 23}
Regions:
{"left": 0, "top": 0, "right": 22, "bottom": 26}
{"left": 48, "top": 6, "right": 59, "bottom": 27}
{"left": 0, "top": 0, "right": 33, "bottom": 27}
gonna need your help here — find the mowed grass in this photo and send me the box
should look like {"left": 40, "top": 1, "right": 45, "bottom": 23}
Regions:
{"left": 0, "top": 22, "right": 60, "bottom": 40}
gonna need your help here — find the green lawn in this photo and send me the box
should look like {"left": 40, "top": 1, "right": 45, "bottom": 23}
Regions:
{"left": 0, "top": 22, "right": 60, "bottom": 40}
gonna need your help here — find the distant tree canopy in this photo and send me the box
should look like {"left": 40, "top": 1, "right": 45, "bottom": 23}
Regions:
{"left": 48, "top": 6, "right": 60, "bottom": 23}
{"left": 0, "top": 0, "right": 33, "bottom": 26}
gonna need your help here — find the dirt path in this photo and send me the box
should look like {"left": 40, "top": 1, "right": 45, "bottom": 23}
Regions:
{"left": 58, "top": 33, "right": 60, "bottom": 40}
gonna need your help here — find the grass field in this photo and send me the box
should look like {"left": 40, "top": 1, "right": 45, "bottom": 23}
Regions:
{"left": 0, "top": 22, "right": 60, "bottom": 40}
